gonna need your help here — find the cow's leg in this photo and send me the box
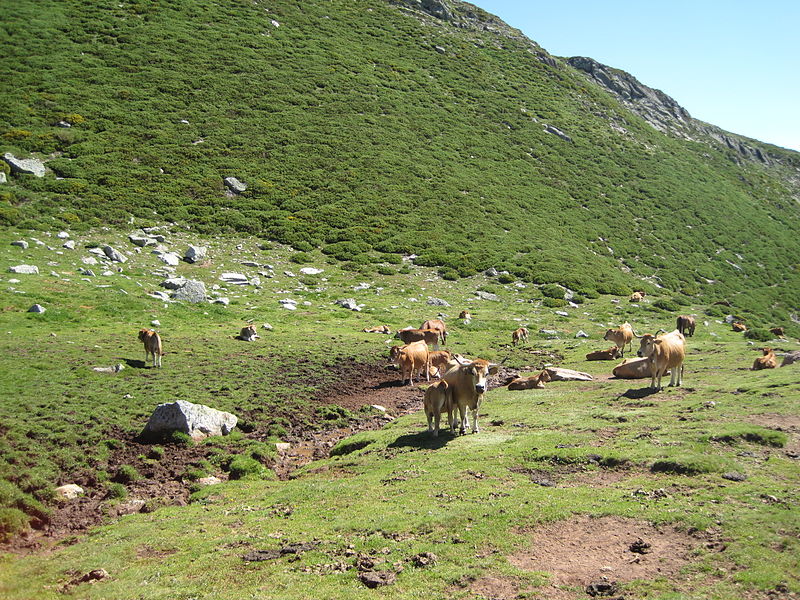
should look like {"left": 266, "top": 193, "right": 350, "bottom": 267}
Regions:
{"left": 471, "top": 401, "right": 481, "bottom": 434}
{"left": 432, "top": 410, "right": 440, "bottom": 437}
{"left": 456, "top": 403, "right": 467, "bottom": 435}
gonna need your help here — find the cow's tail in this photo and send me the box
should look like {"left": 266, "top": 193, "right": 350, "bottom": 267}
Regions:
{"left": 631, "top": 327, "right": 644, "bottom": 338}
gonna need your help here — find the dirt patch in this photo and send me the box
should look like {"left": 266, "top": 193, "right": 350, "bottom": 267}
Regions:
{"left": 748, "top": 413, "right": 800, "bottom": 457}
{"left": 468, "top": 575, "right": 523, "bottom": 599}
{"left": 509, "top": 515, "right": 712, "bottom": 599}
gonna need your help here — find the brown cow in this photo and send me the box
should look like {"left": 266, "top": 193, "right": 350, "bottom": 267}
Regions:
{"left": 769, "top": 327, "right": 785, "bottom": 337}
{"left": 363, "top": 325, "right": 391, "bottom": 334}
{"left": 676, "top": 315, "right": 696, "bottom": 337}
{"left": 396, "top": 328, "right": 441, "bottom": 348}
{"left": 629, "top": 292, "right": 645, "bottom": 303}
{"left": 512, "top": 326, "right": 529, "bottom": 346}
{"left": 637, "top": 330, "right": 686, "bottom": 390}
{"left": 442, "top": 359, "right": 498, "bottom": 435}
{"left": 423, "top": 380, "right": 452, "bottom": 437}
{"left": 428, "top": 350, "right": 454, "bottom": 378}
{"left": 420, "top": 319, "right": 447, "bottom": 345}
{"left": 586, "top": 346, "right": 622, "bottom": 361}
{"left": 238, "top": 324, "right": 259, "bottom": 342}
{"left": 138, "top": 328, "right": 163, "bottom": 368}
{"left": 603, "top": 322, "right": 637, "bottom": 356}
{"left": 507, "top": 370, "right": 551, "bottom": 390}
{"left": 397, "top": 340, "right": 430, "bottom": 385}
{"left": 732, "top": 322, "right": 747, "bottom": 332}
{"left": 611, "top": 357, "right": 652, "bottom": 379}
{"left": 752, "top": 348, "right": 777, "bottom": 370}
{"left": 458, "top": 310, "right": 472, "bottom": 321}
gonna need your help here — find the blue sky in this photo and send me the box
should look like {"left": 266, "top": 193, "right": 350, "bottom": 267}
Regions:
{"left": 470, "top": 1, "right": 800, "bottom": 152}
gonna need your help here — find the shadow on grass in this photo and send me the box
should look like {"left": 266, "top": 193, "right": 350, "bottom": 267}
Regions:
{"left": 123, "top": 358, "right": 148, "bottom": 369}
{"left": 617, "top": 386, "right": 659, "bottom": 400}
{"left": 388, "top": 430, "right": 453, "bottom": 450}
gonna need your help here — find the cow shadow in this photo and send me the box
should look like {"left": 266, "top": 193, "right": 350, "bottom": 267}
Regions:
{"left": 123, "top": 358, "right": 147, "bottom": 369}
{"left": 388, "top": 431, "right": 452, "bottom": 450}
{"left": 617, "top": 387, "right": 659, "bottom": 400}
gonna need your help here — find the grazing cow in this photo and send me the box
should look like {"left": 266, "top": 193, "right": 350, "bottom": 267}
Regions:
{"left": 458, "top": 310, "right": 472, "bottom": 321}
{"left": 507, "top": 370, "right": 551, "bottom": 390}
{"left": 603, "top": 322, "right": 638, "bottom": 356}
{"left": 442, "top": 359, "right": 499, "bottom": 435}
{"left": 752, "top": 348, "right": 777, "bottom": 370}
{"left": 420, "top": 319, "right": 447, "bottom": 345}
{"left": 629, "top": 292, "right": 644, "bottom": 303}
{"left": 611, "top": 357, "right": 652, "bottom": 379}
{"left": 585, "top": 346, "right": 622, "bottom": 361}
{"left": 732, "top": 322, "right": 747, "bottom": 332}
{"left": 363, "top": 325, "right": 391, "bottom": 334}
{"left": 397, "top": 340, "right": 430, "bottom": 385}
{"left": 769, "top": 327, "right": 785, "bottom": 337}
{"left": 238, "top": 324, "right": 259, "bottom": 342}
{"left": 423, "top": 380, "right": 452, "bottom": 437}
{"left": 428, "top": 350, "right": 454, "bottom": 378}
{"left": 676, "top": 315, "right": 696, "bottom": 337}
{"left": 637, "top": 330, "right": 686, "bottom": 390}
{"left": 138, "top": 328, "right": 163, "bottom": 368}
{"left": 396, "top": 328, "right": 441, "bottom": 348}
{"left": 512, "top": 326, "right": 529, "bottom": 346}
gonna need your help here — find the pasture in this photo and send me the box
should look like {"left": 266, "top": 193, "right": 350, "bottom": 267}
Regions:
{"left": 0, "top": 225, "right": 798, "bottom": 599}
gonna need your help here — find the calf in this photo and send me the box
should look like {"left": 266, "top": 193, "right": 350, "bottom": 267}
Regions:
{"left": 423, "top": 380, "right": 452, "bottom": 437}
{"left": 442, "top": 359, "right": 498, "bottom": 434}
{"left": 238, "top": 324, "right": 259, "bottom": 342}
{"left": 585, "top": 346, "right": 622, "bottom": 361}
{"left": 676, "top": 315, "right": 696, "bottom": 337}
{"left": 507, "top": 370, "right": 551, "bottom": 390}
{"left": 138, "top": 328, "right": 163, "bottom": 368}
{"left": 612, "top": 357, "right": 652, "bottom": 379}
{"left": 603, "top": 322, "right": 637, "bottom": 356}
{"left": 752, "top": 348, "right": 777, "bottom": 370}
{"left": 637, "top": 330, "right": 686, "bottom": 390}
{"left": 512, "top": 327, "right": 529, "bottom": 346}
{"left": 732, "top": 322, "right": 747, "bottom": 332}
{"left": 363, "top": 325, "right": 391, "bottom": 334}
{"left": 629, "top": 291, "right": 644, "bottom": 303}
{"left": 397, "top": 340, "right": 430, "bottom": 385}
{"left": 458, "top": 310, "right": 472, "bottom": 321}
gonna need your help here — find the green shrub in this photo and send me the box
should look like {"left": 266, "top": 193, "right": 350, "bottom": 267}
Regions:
{"left": 652, "top": 299, "right": 679, "bottom": 311}
{"left": 147, "top": 446, "right": 165, "bottom": 460}
{"left": 0, "top": 508, "right": 29, "bottom": 542}
{"left": 168, "top": 431, "right": 194, "bottom": 446}
{"left": 227, "top": 456, "right": 267, "bottom": 480}
{"left": 105, "top": 483, "right": 127, "bottom": 500}
{"left": 744, "top": 328, "right": 772, "bottom": 342}
{"left": 115, "top": 464, "right": 141, "bottom": 484}
{"left": 497, "top": 273, "right": 516, "bottom": 284}
{"left": 542, "top": 297, "right": 567, "bottom": 308}
{"left": 540, "top": 284, "right": 565, "bottom": 299}
{"left": 376, "top": 265, "right": 395, "bottom": 276}
{"left": 705, "top": 306, "right": 727, "bottom": 317}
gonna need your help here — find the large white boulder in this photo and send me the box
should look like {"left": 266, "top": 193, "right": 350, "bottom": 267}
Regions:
{"left": 142, "top": 400, "right": 237, "bottom": 440}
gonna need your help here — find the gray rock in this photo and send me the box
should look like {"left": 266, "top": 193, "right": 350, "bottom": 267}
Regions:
{"left": 0, "top": 172, "right": 5, "bottom": 184}
{"left": 299, "top": 267, "right": 324, "bottom": 275}
{"left": 544, "top": 124, "right": 573, "bottom": 142}
{"left": 427, "top": 297, "right": 451, "bottom": 307}
{"left": 55, "top": 484, "right": 84, "bottom": 500}
{"left": 57, "top": 231, "right": 70, "bottom": 239}
{"left": 79, "top": 268, "right": 95, "bottom": 277}
{"left": 335, "top": 298, "right": 363, "bottom": 311}
{"left": 157, "top": 252, "right": 182, "bottom": 267}
{"left": 171, "top": 279, "right": 207, "bottom": 303}
{"left": 141, "top": 400, "right": 237, "bottom": 441}
{"left": 151, "top": 320, "right": 161, "bottom": 327}
{"left": 213, "top": 297, "right": 230, "bottom": 306}
{"left": 102, "top": 245, "right": 128, "bottom": 263}
{"left": 184, "top": 245, "right": 207, "bottom": 263}
{"left": 129, "top": 235, "right": 157, "bottom": 247}
{"left": 149, "top": 291, "right": 171, "bottom": 301}
{"left": 8, "top": 264, "right": 39, "bottom": 274}
{"left": 483, "top": 267, "right": 499, "bottom": 277}
{"left": 92, "top": 364, "right": 125, "bottom": 374}
{"left": 81, "top": 256, "right": 99, "bottom": 265}
{"left": 220, "top": 272, "right": 250, "bottom": 285}
{"left": 161, "top": 277, "right": 187, "bottom": 290}
{"left": 539, "top": 329, "right": 559, "bottom": 338}
{"left": 575, "top": 330, "right": 590, "bottom": 338}
{"left": 11, "top": 240, "right": 29, "bottom": 249}
{"left": 475, "top": 291, "right": 499, "bottom": 301}
{"left": 224, "top": 177, "right": 247, "bottom": 194}
{"left": 63, "top": 240, "right": 76, "bottom": 250}
{"left": 555, "top": 310, "right": 569, "bottom": 317}
{"left": 3, "top": 152, "right": 46, "bottom": 177}
{"left": 545, "top": 367, "right": 593, "bottom": 382}
{"left": 780, "top": 351, "right": 800, "bottom": 367}
{"left": 27, "top": 304, "right": 46, "bottom": 313}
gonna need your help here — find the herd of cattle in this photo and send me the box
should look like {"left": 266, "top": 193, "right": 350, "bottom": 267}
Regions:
{"left": 135, "top": 308, "right": 793, "bottom": 438}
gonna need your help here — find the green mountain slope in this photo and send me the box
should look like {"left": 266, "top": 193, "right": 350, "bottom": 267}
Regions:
{"left": 2, "top": 0, "right": 799, "bottom": 322}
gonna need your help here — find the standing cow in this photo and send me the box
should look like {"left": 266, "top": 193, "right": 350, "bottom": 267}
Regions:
{"left": 603, "top": 322, "right": 638, "bottom": 357}
{"left": 138, "top": 328, "right": 163, "bottom": 368}
{"left": 420, "top": 319, "right": 447, "bottom": 346}
{"left": 676, "top": 315, "right": 696, "bottom": 337}
{"left": 637, "top": 330, "right": 685, "bottom": 390}
{"left": 512, "top": 327, "right": 529, "bottom": 346}
{"left": 442, "top": 359, "right": 498, "bottom": 435}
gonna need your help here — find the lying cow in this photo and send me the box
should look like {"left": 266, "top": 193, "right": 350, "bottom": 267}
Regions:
{"left": 396, "top": 328, "right": 441, "bottom": 349}
{"left": 138, "top": 328, "right": 163, "bottom": 368}
{"left": 442, "top": 359, "right": 498, "bottom": 435}
{"left": 424, "top": 380, "right": 452, "bottom": 437}
{"left": 420, "top": 319, "right": 447, "bottom": 345}
{"left": 732, "top": 322, "right": 747, "bottom": 332}
{"left": 238, "top": 324, "right": 259, "bottom": 342}
{"left": 637, "top": 329, "right": 686, "bottom": 390}
{"left": 507, "top": 370, "right": 551, "bottom": 390}
{"left": 603, "top": 322, "right": 638, "bottom": 356}
{"left": 458, "top": 310, "right": 472, "bottom": 321}
{"left": 629, "top": 292, "right": 645, "bottom": 303}
{"left": 676, "top": 315, "right": 696, "bottom": 337}
{"left": 397, "top": 340, "right": 430, "bottom": 385}
{"left": 752, "top": 348, "right": 777, "bottom": 370}
{"left": 363, "top": 325, "right": 391, "bottom": 334}
{"left": 611, "top": 357, "right": 652, "bottom": 379}
{"left": 512, "top": 327, "right": 529, "bottom": 346}
{"left": 585, "top": 346, "right": 622, "bottom": 361}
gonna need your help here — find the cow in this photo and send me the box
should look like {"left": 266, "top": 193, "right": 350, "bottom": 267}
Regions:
{"left": 603, "top": 322, "right": 638, "bottom": 357}
{"left": 732, "top": 322, "right": 747, "bottom": 332}
{"left": 676, "top": 315, "right": 696, "bottom": 337}
{"left": 637, "top": 329, "right": 686, "bottom": 390}
{"left": 752, "top": 348, "right": 777, "bottom": 370}
{"left": 769, "top": 327, "right": 785, "bottom": 337}
{"left": 458, "top": 310, "right": 472, "bottom": 321}
{"left": 611, "top": 357, "right": 652, "bottom": 379}
{"left": 363, "top": 325, "right": 391, "bottom": 334}
{"left": 420, "top": 319, "right": 447, "bottom": 345}
{"left": 397, "top": 340, "right": 430, "bottom": 385}
{"left": 512, "top": 326, "right": 529, "bottom": 346}
{"left": 442, "top": 359, "right": 498, "bottom": 435}
{"left": 396, "top": 328, "right": 441, "bottom": 349}
{"left": 423, "top": 380, "right": 453, "bottom": 437}
{"left": 629, "top": 291, "right": 644, "bottom": 303}
{"left": 238, "top": 324, "right": 259, "bottom": 342}
{"left": 428, "top": 350, "right": 454, "bottom": 378}
{"left": 138, "top": 328, "right": 163, "bottom": 368}
{"left": 585, "top": 346, "right": 622, "bottom": 361}
{"left": 507, "top": 370, "right": 551, "bottom": 390}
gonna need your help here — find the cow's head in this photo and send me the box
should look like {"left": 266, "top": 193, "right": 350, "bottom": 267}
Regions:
{"left": 138, "top": 329, "right": 151, "bottom": 342}
{"left": 388, "top": 345, "right": 403, "bottom": 362}
{"left": 468, "top": 360, "right": 499, "bottom": 394}
{"left": 637, "top": 334, "right": 657, "bottom": 358}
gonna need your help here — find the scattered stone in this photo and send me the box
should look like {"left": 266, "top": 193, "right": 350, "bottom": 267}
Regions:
{"left": 171, "top": 279, "right": 207, "bottom": 303}
{"left": 475, "top": 291, "right": 499, "bottom": 301}
{"left": 585, "top": 579, "right": 617, "bottom": 597}
{"left": 8, "top": 265, "right": 39, "bottom": 274}
{"left": 92, "top": 364, "right": 125, "bottom": 374}
{"left": 151, "top": 320, "right": 161, "bottom": 327}
{"left": 3, "top": 152, "right": 46, "bottom": 177}
{"left": 780, "top": 351, "right": 800, "bottom": 367}
{"left": 149, "top": 291, "right": 171, "bottom": 301}
{"left": 545, "top": 367, "right": 593, "bottom": 382}
{"left": 55, "top": 484, "right": 84, "bottom": 500}
{"left": 484, "top": 267, "right": 499, "bottom": 277}
{"left": 575, "top": 330, "right": 589, "bottom": 338}
{"left": 57, "top": 231, "right": 70, "bottom": 239}
{"left": 358, "top": 570, "right": 396, "bottom": 588}
{"left": 299, "top": 267, "right": 324, "bottom": 275}
{"left": 722, "top": 472, "right": 747, "bottom": 482}
{"left": 142, "top": 400, "right": 238, "bottom": 441}
{"left": 539, "top": 329, "right": 559, "bottom": 338}
{"left": 63, "top": 240, "right": 76, "bottom": 250}
{"left": 353, "top": 282, "right": 371, "bottom": 291}
{"left": 262, "top": 323, "right": 273, "bottom": 330}
{"left": 275, "top": 443, "right": 291, "bottom": 453}
{"left": 427, "top": 297, "right": 450, "bottom": 306}
{"left": 27, "top": 304, "right": 46, "bottom": 313}
{"left": 184, "top": 245, "right": 207, "bottom": 263}
{"left": 160, "top": 277, "right": 187, "bottom": 290}
{"left": 156, "top": 252, "right": 182, "bottom": 266}
{"left": 220, "top": 272, "right": 250, "bottom": 285}
{"left": 11, "top": 240, "right": 29, "bottom": 249}
{"left": 196, "top": 476, "right": 223, "bottom": 486}
{"left": 409, "top": 552, "right": 438, "bottom": 568}
{"left": 129, "top": 235, "right": 157, "bottom": 247}
{"left": 214, "top": 297, "right": 230, "bottom": 306}
{"left": 102, "top": 245, "right": 127, "bottom": 263}
{"left": 335, "top": 298, "right": 363, "bottom": 311}
{"left": 82, "top": 256, "right": 99, "bottom": 265}
{"left": 224, "top": 176, "right": 247, "bottom": 194}
{"left": 555, "top": 310, "right": 569, "bottom": 317}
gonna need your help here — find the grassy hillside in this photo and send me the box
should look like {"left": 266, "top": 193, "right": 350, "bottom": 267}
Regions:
{"left": 0, "top": 224, "right": 798, "bottom": 598}
{"left": 1, "top": 0, "right": 799, "bottom": 325}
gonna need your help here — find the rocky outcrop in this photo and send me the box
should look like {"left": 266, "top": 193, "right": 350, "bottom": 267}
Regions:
{"left": 3, "top": 152, "right": 46, "bottom": 177}
{"left": 141, "top": 400, "right": 238, "bottom": 440}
